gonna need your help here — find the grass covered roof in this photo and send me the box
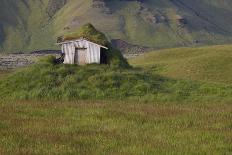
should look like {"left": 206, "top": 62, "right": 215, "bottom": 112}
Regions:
{"left": 60, "top": 23, "right": 129, "bottom": 68}
{"left": 62, "top": 23, "right": 109, "bottom": 46}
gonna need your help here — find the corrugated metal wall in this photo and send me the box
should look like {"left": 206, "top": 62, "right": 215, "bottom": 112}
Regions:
{"left": 62, "top": 39, "right": 101, "bottom": 65}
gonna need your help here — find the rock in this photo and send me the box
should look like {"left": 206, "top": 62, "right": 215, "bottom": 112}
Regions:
{"left": 0, "top": 52, "right": 60, "bottom": 70}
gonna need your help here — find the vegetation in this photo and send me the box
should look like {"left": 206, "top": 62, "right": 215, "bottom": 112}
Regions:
{"left": 130, "top": 45, "right": 232, "bottom": 84}
{"left": 0, "top": 54, "right": 231, "bottom": 102}
{"left": 62, "top": 23, "right": 109, "bottom": 46}
{"left": 0, "top": 44, "right": 232, "bottom": 154}
{"left": 0, "top": 100, "right": 231, "bottom": 154}
{"left": 1, "top": 1, "right": 232, "bottom": 154}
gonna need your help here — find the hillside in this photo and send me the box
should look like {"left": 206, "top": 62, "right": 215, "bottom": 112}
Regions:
{"left": 1, "top": 0, "right": 232, "bottom": 52}
{"left": 0, "top": 34, "right": 232, "bottom": 154}
{"left": 0, "top": 53, "right": 232, "bottom": 103}
{"left": 129, "top": 44, "right": 232, "bottom": 84}
{"left": 0, "top": 54, "right": 231, "bottom": 154}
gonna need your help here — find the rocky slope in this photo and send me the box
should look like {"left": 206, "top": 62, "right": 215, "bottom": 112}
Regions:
{"left": 0, "top": 0, "right": 232, "bottom": 53}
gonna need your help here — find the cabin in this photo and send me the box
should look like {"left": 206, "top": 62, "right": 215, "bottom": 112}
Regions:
{"left": 57, "top": 38, "right": 108, "bottom": 65}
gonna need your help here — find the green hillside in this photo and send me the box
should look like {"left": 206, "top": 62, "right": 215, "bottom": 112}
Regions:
{"left": 1, "top": 53, "right": 232, "bottom": 103}
{"left": 0, "top": 45, "right": 232, "bottom": 154}
{"left": 129, "top": 45, "right": 232, "bottom": 84}
{"left": 1, "top": 0, "right": 232, "bottom": 52}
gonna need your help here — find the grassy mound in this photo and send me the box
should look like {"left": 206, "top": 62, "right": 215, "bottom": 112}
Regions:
{"left": 0, "top": 56, "right": 232, "bottom": 102}
{"left": 63, "top": 23, "right": 109, "bottom": 46}
{"left": 130, "top": 45, "right": 232, "bottom": 84}
{"left": 62, "top": 23, "right": 129, "bottom": 68}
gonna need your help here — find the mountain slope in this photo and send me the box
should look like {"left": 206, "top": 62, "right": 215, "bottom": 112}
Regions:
{"left": 129, "top": 44, "right": 232, "bottom": 84}
{"left": 1, "top": 0, "right": 232, "bottom": 52}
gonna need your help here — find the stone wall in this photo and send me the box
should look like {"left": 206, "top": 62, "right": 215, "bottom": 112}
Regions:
{"left": 0, "top": 53, "right": 59, "bottom": 70}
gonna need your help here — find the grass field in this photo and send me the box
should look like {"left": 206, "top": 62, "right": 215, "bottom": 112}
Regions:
{"left": 0, "top": 100, "right": 231, "bottom": 154}
{"left": 130, "top": 45, "right": 232, "bottom": 84}
{"left": 0, "top": 45, "right": 232, "bottom": 154}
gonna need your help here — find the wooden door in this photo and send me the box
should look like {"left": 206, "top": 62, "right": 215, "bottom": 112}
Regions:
{"left": 75, "top": 48, "right": 87, "bottom": 65}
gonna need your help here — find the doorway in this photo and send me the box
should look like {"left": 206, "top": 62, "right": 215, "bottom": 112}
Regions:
{"left": 75, "top": 48, "right": 87, "bottom": 65}
{"left": 100, "top": 48, "right": 107, "bottom": 64}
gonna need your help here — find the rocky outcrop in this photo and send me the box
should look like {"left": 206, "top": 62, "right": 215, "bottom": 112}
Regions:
{"left": 0, "top": 52, "right": 60, "bottom": 70}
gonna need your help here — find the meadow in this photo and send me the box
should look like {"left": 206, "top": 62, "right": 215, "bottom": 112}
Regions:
{"left": 129, "top": 45, "right": 232, "bottom": 84}
{"left": 0, "top": 45, "right": 232, "bottom": 154}
{"left": 0, "top": 101, "right": 231, "bottom": 154}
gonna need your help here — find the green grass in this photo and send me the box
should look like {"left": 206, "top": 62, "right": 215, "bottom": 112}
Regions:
{"left": 0, "top": 100, "right": 231, "bottom": 154}
{"left": 0, "top": 44, "right": 232, "bottom": 154}
{"left": 0, "top": 55, "right": 232, "bottom": 103}
{"left": 129, "top": 45, "right": 232, "bottom": 84}
{"left": 0, "top": 47, "right": 232, "bottom": 154}
{"left": 62, "top": 23, "right": 109, "bottom": 46}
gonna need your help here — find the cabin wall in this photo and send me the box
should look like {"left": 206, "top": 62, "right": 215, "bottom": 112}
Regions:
{"left": 62, "top": 43, "right": 75, "bottom": 64}
{"left": 87, "top": 42, "right": 101, "bottom": 64}
{"left": 61, "top": 40, "right": 101, "bottom": 65}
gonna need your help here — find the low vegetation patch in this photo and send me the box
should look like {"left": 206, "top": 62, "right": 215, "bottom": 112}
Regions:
{"left": 0, "top": 56, "right": 232, "bottom": 102}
